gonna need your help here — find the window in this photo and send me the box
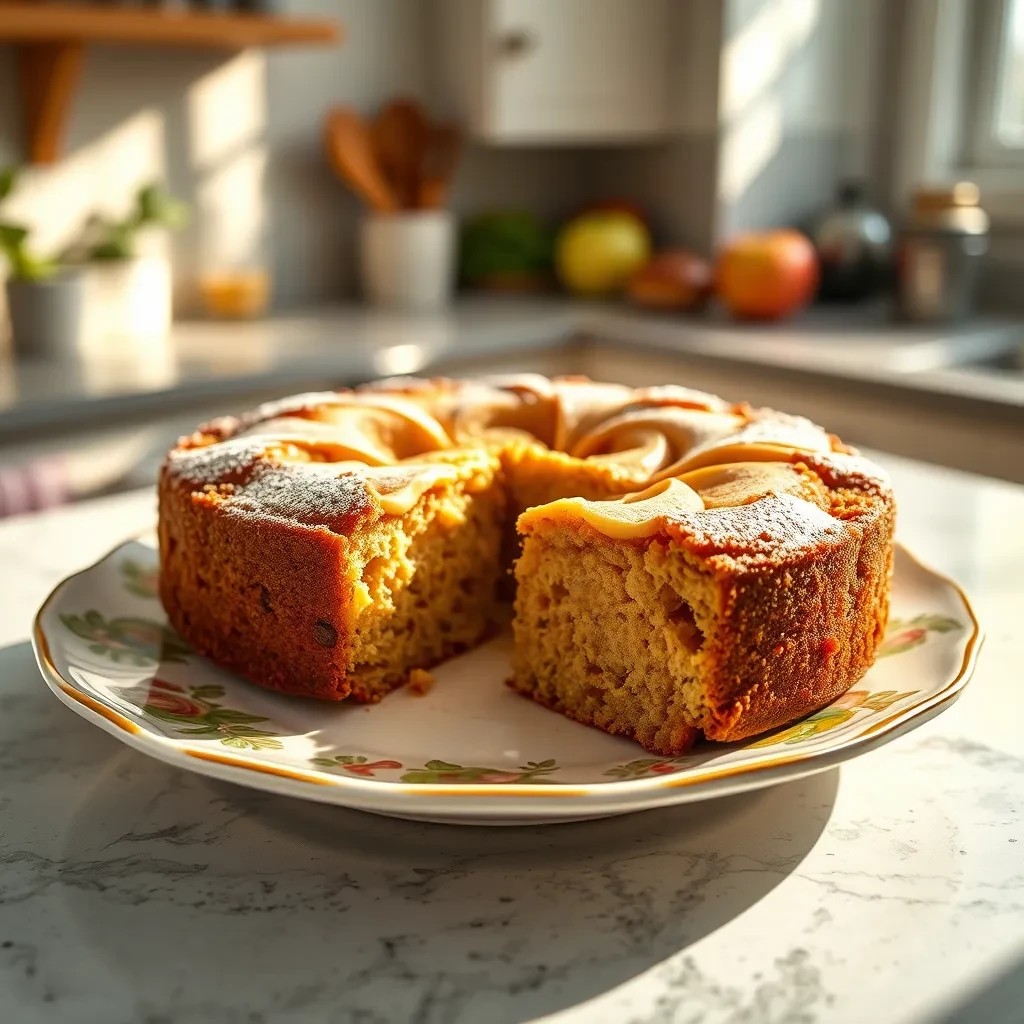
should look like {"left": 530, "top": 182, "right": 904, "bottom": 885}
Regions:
{"left": 994, "top": 0, "right": 1024, "bottom": 144}
{"left": 894, "top": 0, "right": 1024, "bottom": 224}
{"left": 971, "top": 0, "right": 1024, "bottom": 165}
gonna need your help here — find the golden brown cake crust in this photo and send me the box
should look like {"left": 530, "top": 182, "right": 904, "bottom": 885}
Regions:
{"left": 511, "top": 449, "right": 893, "bottom": 751}
{"left": 159, "top": 474, "right": 362, "bottom": 701}
{"left": 159, "top": 376, "right": 895, "bottom": 750}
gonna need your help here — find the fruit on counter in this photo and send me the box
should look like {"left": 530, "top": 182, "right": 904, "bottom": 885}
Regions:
{"left": 716, "top": 230, "right": 819, "bottom": 320}
{"left": 556, "top": 211, "right": 651, "bottom": 297}
{"left": 459, "top": 211, "right": 554, "bottom": 291}
{"left": 626, "top": 249, "right": 713, "bottom": 311}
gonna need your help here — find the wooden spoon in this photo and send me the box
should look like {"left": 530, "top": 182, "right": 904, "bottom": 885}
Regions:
{"left": 323, "top": 107, "right": 398, "bottom": 213}
{"left": 416, "top": 123, "right": 462, "bottom": 209}
{"left": 371, "top": 98, "right": 428, "bottom": 209}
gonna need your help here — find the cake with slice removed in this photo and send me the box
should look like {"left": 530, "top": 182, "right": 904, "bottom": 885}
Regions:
{"left": 158, "top": 375, "right": 894, "bottom": 753}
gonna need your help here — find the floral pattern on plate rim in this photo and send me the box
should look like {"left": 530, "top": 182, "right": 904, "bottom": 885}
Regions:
{"left": 110, "top": 677, "right": 284, "bottom": 751}
{"left": 56, "top": 558, "right": 967, "bottom": 784}
{"left": 61, "top": 610, "right": 190, "bottom": 666}
{"left": 120, "top": 558, "right": 160, "bottom": 600}
{"left": 309, "top": 757, "right": 562, "bottom": 785}
{"left": 877, "top": 613, "right": 961, "bottom": 657}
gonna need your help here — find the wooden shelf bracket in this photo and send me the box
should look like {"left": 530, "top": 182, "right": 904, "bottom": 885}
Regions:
{"left": 0, "top": 5, "right": 340, "bottom": 164}
{"left": 18, "top": 41, "right": 85, "bottom": 166}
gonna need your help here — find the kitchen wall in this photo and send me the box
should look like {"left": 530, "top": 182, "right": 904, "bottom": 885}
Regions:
{"left": 0, "top": 0, "right": 887, "bottom": 314}
{"left": 715, "top": 0, "right": 884, "bottom": 236}
{"left": 580, "top": 0, "right": 886, "bottom": 253}
{"left": 0, "top": 0, "right": 596, "bottom": 313}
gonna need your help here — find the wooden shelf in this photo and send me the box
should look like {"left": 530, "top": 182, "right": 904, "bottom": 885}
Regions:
{"left": 0, "top": 3, "right": 340, "bottom": 49}
{"left": 0, "top": 3, "right": 342, "bottom": 163}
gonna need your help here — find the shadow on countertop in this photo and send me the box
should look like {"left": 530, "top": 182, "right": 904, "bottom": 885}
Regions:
{"left": 1, "top": 637, "right": 837, "bottom": 1023}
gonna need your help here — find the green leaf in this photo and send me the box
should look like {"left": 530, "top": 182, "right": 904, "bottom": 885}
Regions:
{"left": 213, "top": 724, "right": 281, "bottom": 739}
{"left": 221, "top": 734, "right": 283, "bottom": 751}
{"left": 205, "top": 709, "right": 270, "bottom": 725}
{"left": 87, "top": 222, "right": 134, "bottom": 261}
{"left": 251, "top": 737, "right": 283, "bottom": 750}
{"left": 921, "top": 615, "right": 961, "bottom": 633}
{"left": 0, "top": 222, "right": 28, "bottom": 249}
{"left": 0, "top": 221, "right": 57, "bottom": 280}
{"left": 860, "top": 689, "right": 919, "bottom": 712}
{"left": 0, "top": 167, "right": 17, "bottom": 201}
{"left": 310, "top": 757, "right": 338, "bottom": 767}
{"left": 135, "top": 182, "right": 189, "bottom": 230}
{"left": 423, "top": 760, "right": 463, "bottom": 771}
{"left": 142, "top": 705, "right": 209, "bottom": 725}
{"left": 190, "top": 685, "right": 225, "bottom": 700}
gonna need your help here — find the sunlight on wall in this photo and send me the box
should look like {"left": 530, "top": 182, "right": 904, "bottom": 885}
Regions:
{"left": 188, "top": 52, "right": 268, "bottom": 274}
{"left": 719, "top": 95, "right": 783, "bottom": 204}
{"left": 3, "top": 110, "right": 166, "bottom": 259}
{"left": 717, "top": 0, "right": 819, "bottom": 213}
{"left": 720, "top": 0, "right": 820, "bottom": 123}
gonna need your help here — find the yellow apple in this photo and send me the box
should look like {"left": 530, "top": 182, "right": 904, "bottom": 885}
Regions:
{"left": 556, "top": 212, "right": 651, "bottom": 296}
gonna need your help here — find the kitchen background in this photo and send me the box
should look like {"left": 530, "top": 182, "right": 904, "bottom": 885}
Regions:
{"left": 0, "top": 0, "right": 1021, "bottom": 514}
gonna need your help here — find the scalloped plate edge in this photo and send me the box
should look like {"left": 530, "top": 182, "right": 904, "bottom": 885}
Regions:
{"left": 31, "top": 539, "right": 983, "bottom": 823}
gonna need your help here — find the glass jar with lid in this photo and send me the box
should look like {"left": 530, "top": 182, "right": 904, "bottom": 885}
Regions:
{"left": 897, "top": 182, "right": 989, "bottom": 323}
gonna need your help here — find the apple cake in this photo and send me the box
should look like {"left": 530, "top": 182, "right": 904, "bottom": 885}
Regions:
{"left": 158, "top": 375, "right": 894, "bottom": 753}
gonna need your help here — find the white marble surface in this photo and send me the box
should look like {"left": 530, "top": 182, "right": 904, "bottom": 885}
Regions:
{"left": 1, "top": 454, "right": 1022, "bottom": 1023}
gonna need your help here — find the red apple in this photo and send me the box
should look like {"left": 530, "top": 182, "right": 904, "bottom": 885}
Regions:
{"left": 627, "top": 249, "right": 713, "bottom": 311}
{"left": 716, "top": 230, "right": 819, "bottom": 320}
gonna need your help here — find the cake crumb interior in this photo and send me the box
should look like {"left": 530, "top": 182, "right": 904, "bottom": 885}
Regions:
{"left": 510, "top": 524, "right": 719, "bottom": 755}
{"left": 346, "top": 474, "right": 507, "bottom": 700}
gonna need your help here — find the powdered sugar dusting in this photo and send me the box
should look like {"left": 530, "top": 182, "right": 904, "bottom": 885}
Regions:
{"left": 664, "top": 494, "right": 846, "bottom": 565}
{"left": 166, "top": 438, "right": 267, "bottom": 488}
{"left": 222, "top": 464, "right": 376, "bottom": 533}
{"left": 165, "top": 375, "right": 889, "bottom": 540}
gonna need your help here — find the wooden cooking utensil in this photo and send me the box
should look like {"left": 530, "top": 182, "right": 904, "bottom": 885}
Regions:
{"left": 371, "top": 98, "right": 428, "bottom": 209}
{"left": 323, "top": 107, "right": 398, "bottom": 214}
{"left": 416, "top": 123, "right": 462, "bottom": 209}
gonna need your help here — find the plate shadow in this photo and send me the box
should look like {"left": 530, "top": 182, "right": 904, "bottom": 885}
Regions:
{"left": 50, "top": 739, "right": 838, "bottom": 1023}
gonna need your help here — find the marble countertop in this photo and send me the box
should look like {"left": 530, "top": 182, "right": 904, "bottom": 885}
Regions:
{"left": 1, "top": 453, "right": 1022, "bottom": 1024}
{"left": 1, "top": 299, "right": 1021, "bottom": 441}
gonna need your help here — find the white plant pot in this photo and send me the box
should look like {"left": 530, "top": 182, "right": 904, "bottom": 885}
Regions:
{"left": 359, "top": 211, "right": 455, "bottom": 312}
{"left": 84, "top": 256, "right": 172, "bottom": 343}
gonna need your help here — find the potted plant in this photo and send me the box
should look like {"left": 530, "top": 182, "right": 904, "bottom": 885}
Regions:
{"left": 66, "top": 182, "right": 188, "bottom": 343}
{"left": 0, "top": 168, "right": 85, "bottom": 358}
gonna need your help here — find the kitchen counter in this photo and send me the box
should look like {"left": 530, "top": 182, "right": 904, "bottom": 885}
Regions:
{"left": 1, "top": 452, "right": 1022, "bottom": 1024}
{"left": 1, "top": 299, "right": 1021, "bottom": 442}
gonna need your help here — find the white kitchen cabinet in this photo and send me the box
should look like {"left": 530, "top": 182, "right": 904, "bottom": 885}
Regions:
{"left": 434, "top": 0, "right": 673, "bottom": 143}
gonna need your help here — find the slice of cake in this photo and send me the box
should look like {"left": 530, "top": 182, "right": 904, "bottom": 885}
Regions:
{"left": 160, "top": 433, "right": 506, "bottom": 704}
{"left": 511, "top": 456, "right": 893, "bottom": 754}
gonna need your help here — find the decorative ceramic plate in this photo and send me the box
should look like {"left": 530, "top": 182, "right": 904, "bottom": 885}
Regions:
{"left": 33, "top": 537, "right": 981, "bottom": 825}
